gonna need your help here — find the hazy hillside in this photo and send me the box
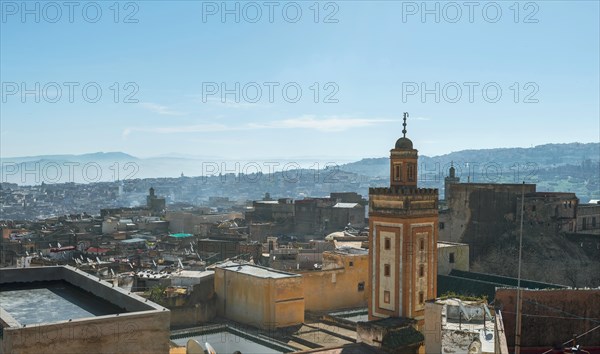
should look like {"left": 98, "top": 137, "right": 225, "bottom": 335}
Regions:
{"left": 339, "top": 143, "right": 600, "bottom": 202}
{"left": 339, "top": 143, "right": 599, "bottom": 177}
{"left": 1, "top": 143, "right": 598, "bottom": 201}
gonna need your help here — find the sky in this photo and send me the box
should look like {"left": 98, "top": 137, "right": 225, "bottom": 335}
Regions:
{"left": 1, "top": 0, "right": 599, "bottom": 161}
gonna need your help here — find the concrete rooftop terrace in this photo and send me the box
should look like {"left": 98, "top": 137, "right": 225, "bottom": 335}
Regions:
{"left": 0, "top": 280, "right": 125, "bottom": 325}
{"left": 0, "top": 266, "right": 170, "bottom": 354}
{"left": 217, "top": 263, "right": 300, "bottom": 279}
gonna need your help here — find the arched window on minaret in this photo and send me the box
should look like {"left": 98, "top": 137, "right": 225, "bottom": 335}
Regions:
{"left": 394, "top": 164, "right": 402, "bottom": 181}
{"left": 408, "top": 164, "right": 415, "bottom": 182}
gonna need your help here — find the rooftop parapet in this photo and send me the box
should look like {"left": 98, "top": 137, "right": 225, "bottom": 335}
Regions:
{"left": 369, "top": 188, "right": 439, "bottom": 216}
{"left": 369, "top": 187, "right": 439, "bottom": 196}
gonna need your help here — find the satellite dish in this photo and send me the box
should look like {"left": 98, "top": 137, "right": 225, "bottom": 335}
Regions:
{"left": 186, "top": 339, "right": 204, "bottom": 354}
{"left": 205, "top": 342, "right": 217, "bottom": 354}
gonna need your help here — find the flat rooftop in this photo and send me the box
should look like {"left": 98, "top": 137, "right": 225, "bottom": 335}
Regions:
{"left": 171, "top": 325, "right": 295, "bottom": 353}
{"left": 217, "top": 263, "right": 300, "bottom": 279}
{"left": 435, "top": 298, "right": 496, "bottom": 354}
{"left": 0, "top": 266, "right": 165, "bottom": 327}
{"left": 0, "top": 266, "right": 171, "bottom": 354}
{"left": 0, "top": 280, "right": 125, "bottom": 325}
{"left": 328, "top": 308, "right": 368, "bottom": 323}
{"left": 331, "top": 247, "right": 368, "bottom": 255}
{"left": 172, "top": 270, "right": 214, "bottom": 278}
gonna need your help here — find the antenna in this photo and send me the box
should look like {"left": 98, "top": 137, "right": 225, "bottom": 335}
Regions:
{"left": 402, "top": 112, "right": 409, "bottom": 138}
{"left": 515, "top": 181, "right": 525, "bottom": 354}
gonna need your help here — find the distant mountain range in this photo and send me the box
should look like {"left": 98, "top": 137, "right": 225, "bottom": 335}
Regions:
{"left": 1, "top": 143, "right": 598, "bottom": 200}
{"left": 339, "top": 142, "right": 600, "bottom": 178}
{"left": 1, "top": 152, "right": 138, "bottom": 163}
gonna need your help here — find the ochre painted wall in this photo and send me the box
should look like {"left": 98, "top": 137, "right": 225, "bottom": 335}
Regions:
{"left": 214, "top": 267, "right": 304, "bottom": 330}
{"left": 301, "top": 252, "right": 369, "bottom": 312}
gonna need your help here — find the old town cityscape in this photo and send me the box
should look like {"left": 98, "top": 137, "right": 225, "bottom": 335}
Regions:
{"left": 2, "top": 1, "right": 599, "bottom": 354}
{"left": 1, "top": 114, "right": 599, "bottom": 354}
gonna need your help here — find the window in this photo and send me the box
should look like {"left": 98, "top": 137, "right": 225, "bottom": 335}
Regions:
{"left": 349, "top": 261, "right": 354, "bottom": 267}
{"left": 394, "top": 165, "right": 401, "bottom": 180}
{"left": 532, "top": 205, "right": 536, "bottom": 212}
{"left": 420, "top": 239, "right": 425, "bottom": 251}
{"left": 583, "top": 218, "right": 587, "bottom": 230}
{"left": 419, "top": 291, "right": 424, "bottom": 304}
{"left": 384, "top": 237, "right": 391, "bottom": 250}
{"left": 439, "top": 222, "right": 445, "bottom": 230}
{"left": 408, "top": 164, "right": 415, "bottom": 181}
{"left": 419, "top": 265, "right": 424, "bottom": 277}
{"left": 358, "top": 282, "right": 365, "bottom": 291}
{"left": 593, "top": 217, "right": 597, "bottom": 228}
{"left": 384, "top": 264, "right": 390, "bottom": 277}
{"left": 449, "top": 252, "right": 455, "bottom": 264}
{"left": 384, "top": 291, "right": 390, "bottom": 304}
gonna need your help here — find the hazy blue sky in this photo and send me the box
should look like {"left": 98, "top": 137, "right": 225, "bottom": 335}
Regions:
{"left": 1, "top": 1, "right": 599, "bottom": 160}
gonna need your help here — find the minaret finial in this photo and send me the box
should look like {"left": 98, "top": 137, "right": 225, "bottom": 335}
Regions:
{"left": 402, "top": 112, "right": 409, "bottom": 138}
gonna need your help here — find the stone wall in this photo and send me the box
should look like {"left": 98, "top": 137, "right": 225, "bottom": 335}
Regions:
{"left": 441, "top": 183, "right": 536, "bottom": 259}
{"left": 169, "top": 299, "right": 216, "bottom": 328}
{"left": 2, "top": 311, "right": 170, "bottom": 354}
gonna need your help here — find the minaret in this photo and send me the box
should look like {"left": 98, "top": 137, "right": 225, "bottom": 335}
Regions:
{"left": 368, "top": 113, "right": 439, "bottom": 328}
{"left": 147, "top": 187, "right": 156, "bottom": 208}
{"left": 444, "top": 162, "right": 460, "bottom": 201}
{"left": 390, "top": 113, "right": 419, "bottom": 189}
